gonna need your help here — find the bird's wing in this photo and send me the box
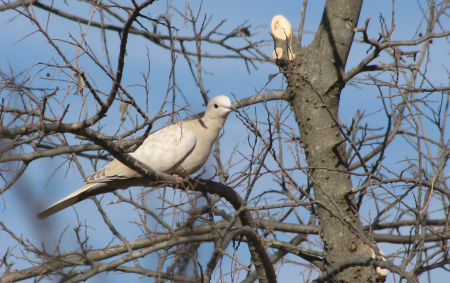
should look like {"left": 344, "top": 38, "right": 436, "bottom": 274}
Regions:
{"left": 84, "top": 121, "right": 197, "bottom": 183}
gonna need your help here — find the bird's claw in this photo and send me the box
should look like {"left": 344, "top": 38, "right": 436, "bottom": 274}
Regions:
{"left": 172, "top": 174, "right": 184, "bottom": 182}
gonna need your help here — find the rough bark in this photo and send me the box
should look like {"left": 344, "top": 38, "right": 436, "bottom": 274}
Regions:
{"left": 275, "top": 0, "right": 376, "bottom": 282}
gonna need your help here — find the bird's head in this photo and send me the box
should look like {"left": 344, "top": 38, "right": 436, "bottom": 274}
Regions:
{"left": 206, "top": 95, "right": 236, "bottom": 120}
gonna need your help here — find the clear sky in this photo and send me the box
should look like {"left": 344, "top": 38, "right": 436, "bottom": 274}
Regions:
{"left": 1, "top": 1, "right": 448, "bottom": 282}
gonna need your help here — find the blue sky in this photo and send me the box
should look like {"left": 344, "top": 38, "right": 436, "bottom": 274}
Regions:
{"left": 1, "top": 1, "right": 449, "bottom": 282}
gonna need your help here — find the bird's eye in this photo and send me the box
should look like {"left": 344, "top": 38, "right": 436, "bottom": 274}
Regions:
{"left": 214, "top": 103, "right": 219, "bottom": 109}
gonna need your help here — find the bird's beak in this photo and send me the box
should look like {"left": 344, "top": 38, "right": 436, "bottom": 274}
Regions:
{"left": 230, "top": 104, "right": 238, "bottom": 112}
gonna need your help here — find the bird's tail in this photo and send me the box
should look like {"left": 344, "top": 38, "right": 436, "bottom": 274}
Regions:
{"left": 37, "top": 183, "right": 99, "bottom": 219}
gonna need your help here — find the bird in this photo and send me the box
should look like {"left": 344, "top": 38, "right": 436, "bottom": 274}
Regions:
{"left": 37, "top": 95, "right": 235, "bottom": 219}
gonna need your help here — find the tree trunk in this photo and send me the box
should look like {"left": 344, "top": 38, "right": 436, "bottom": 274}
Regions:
{"left": 275, "top": 0, "right": 376, "bottom": 281}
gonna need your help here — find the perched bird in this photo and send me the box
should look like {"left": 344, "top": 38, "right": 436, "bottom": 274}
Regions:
{"left": 38, "top": 95, "right": 235, "bottom": 219}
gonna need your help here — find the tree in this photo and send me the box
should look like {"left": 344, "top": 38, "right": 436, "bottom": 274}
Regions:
{"left": 1, "top": 0, "right": 449, "bottom": 282}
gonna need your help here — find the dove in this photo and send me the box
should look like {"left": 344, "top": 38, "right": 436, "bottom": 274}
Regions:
{"left": 37, "top": 95, "right": 235, "bottom": 219}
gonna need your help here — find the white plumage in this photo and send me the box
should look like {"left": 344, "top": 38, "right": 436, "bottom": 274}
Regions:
{"left": 38, "top": 95, "right": 234, "bottom": 219}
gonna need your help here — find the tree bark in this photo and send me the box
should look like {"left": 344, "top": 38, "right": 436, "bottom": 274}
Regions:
{"left": 275, "top": 0, "right": 376, "bottom": 282}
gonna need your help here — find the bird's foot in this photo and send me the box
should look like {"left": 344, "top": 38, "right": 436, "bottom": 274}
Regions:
{"left": 172, "top": 174, "right": 184, "bottom": 182}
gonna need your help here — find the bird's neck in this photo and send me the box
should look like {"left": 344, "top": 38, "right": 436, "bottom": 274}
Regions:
{"left": 202, "top": 115, "right": 228, "bottom": 133}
